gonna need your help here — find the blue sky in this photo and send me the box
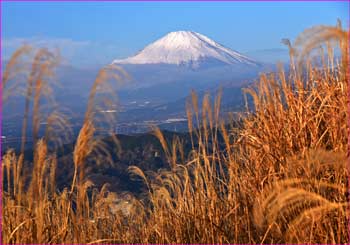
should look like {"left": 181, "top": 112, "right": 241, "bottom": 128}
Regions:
{"left": 2, "top": 1, "right": 349, "bottom": 66}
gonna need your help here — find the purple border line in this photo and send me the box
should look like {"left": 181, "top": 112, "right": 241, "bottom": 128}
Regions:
{"left": 0, "top": 0, "right": 340, "bottom": 1}
{"left": 1, "top": 0, "right": 3, "bottom": 243}
{"left": 347, "top": 0, "right": 350, "bottom": 243}
{"left": 0, "top": 0, "right": 349, "bottom": 245}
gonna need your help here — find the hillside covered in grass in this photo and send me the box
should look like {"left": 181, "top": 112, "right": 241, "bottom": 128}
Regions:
{"left": 2, "top": 23, "right": 349, "bottom": 244}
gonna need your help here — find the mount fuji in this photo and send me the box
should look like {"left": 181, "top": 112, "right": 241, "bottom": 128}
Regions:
{"left": 109, "top": 31, "right": 271, "bottom": 113}
{"left": 32, "top": 31, "right": 271, "bottom": 135}
{"left": 113, "top": 31, "right": 260, "bottom": 68}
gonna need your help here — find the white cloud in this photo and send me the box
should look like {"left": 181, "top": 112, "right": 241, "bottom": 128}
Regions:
{"left": 1, "top": 37, "right": 128, "bottom": 67}
{"left": 2, "top": 37, "right": 91, "bottom": 49}
{"left": 2, "top": 37, "right": 91, "bottom": 64}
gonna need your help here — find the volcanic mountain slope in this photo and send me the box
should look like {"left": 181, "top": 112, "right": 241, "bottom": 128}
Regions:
{"left": 113, "top": 31, "right": 260, "bottom": 68}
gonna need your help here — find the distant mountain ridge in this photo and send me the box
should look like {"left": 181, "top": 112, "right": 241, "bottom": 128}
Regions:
{"left": 112, "top": 31, "right": 260, "bottom": 68}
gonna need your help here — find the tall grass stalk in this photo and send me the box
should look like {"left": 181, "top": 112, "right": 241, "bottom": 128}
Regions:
{"left": 2, "top": 22, "right": 348, "bottom": 244}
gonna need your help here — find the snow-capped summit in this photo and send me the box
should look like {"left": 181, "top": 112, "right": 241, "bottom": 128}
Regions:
{"left": 112, "top": 31, "right": 259, "bottom": 68}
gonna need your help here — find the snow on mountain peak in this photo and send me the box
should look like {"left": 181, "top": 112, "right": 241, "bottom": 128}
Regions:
{"left": 112, "top": 31, "right": 258, "bottom": 67}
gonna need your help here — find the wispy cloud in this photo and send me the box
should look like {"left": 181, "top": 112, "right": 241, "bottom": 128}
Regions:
{"left": 243, "top": 48, "right": 289, "bottom": 63}
{"left": 2, "top": 37, "right": 91, "bottom": 49}
{"left": 2, "top": 37, "right": 128, "bottom": 67}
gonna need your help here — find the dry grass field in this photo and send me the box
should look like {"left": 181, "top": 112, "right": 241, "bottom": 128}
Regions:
{"left": 2, "top": 22, "right": 349, "bottom": 244}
